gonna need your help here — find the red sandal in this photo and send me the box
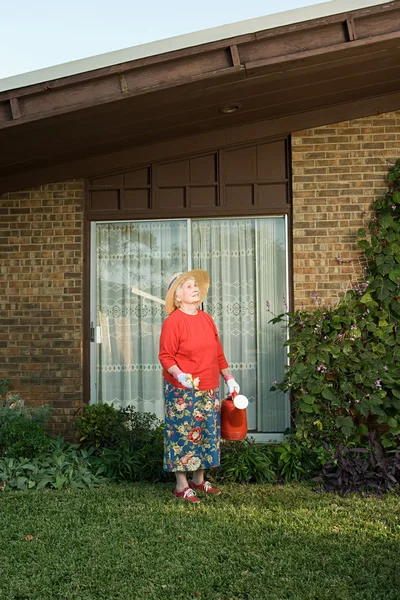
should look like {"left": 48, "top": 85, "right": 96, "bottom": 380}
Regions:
{"left": 173, "top": 487, "right": 201, "bottom": 503}
{"left": 189, "top": 480, "right": 221, "bottom": 495}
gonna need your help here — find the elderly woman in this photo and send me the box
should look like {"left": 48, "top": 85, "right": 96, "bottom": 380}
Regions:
{"left": 158, "top": 270, "right": 240, "bottom": 503}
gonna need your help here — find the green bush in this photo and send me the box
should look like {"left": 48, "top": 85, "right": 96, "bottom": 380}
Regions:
{"left": 0, "top": 377, "right": 11, "bottom": 399}
{"left": 0, "top": 402, "right": 52, "bottom": 458}
{"left": 0, "top": 438, "right": 106, "bottom": 491}
{"left": 273, "top": 437, "right": 329, "bottom": 483}
{"left": 76, "top": 404, "right": 168, "bottom": 482}
{"left": 270, "top": 160, "right": 400, "bottom": 448}
{"left": 99, "top": 417, "right": 168, "bottom": 483}
{"left": 75, "top": 403, "right": 127, "bottom": 448}
{"left": 216, "top": 439, "right": 277, "bottom": 483}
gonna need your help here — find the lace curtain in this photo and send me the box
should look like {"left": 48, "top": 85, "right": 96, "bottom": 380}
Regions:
{"left": 191, "top": 219, "right": 288, "bottom": 432}
{"left": 96, "top": 221, "right": 187, "bottom": 419}
{"left": 95, "top": 218, "right": 289, "bottom": 432}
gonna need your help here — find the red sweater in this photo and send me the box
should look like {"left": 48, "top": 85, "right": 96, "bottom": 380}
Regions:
{"left": 158, "top": 309, "right": 229, "bottom": 390}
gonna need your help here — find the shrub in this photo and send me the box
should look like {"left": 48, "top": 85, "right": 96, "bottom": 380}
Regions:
{"left": 273, "top": 438, "right": 329, "bottom": 483}
{"left": 76, "top": 404, "right": 168, "bottom": 482}
{"left": 0, "top": 402, "right": 52, "bottom": 458}
{"left": 216, "top": 439, "right": 277, "bottom": 483}
{"left": 0, "top": 377, "right": 11, "bottom": 399}
{"left": 0, "top": 438, "right": 106, "bottom": 491}
{"left": 314, "top": 434, "right": 400, "bottom": 496}
{"left": 270, "top": 160, "right": 400, "bottom": 448}
{"left": 75, "top": 403, "right": 127, "bottom": 448}
{"left": 98, "top": 417, "right": 168, "bottom": 483}
{"left": 119, "top": 406, "right": 161, "bottom": 448}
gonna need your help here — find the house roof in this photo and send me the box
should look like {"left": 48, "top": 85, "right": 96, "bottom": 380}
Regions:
{"left": 0, "top": 0, "right": 399, "bottom": 193}
{"left": 0, "top": 0, "right": 390, "bottom": 93}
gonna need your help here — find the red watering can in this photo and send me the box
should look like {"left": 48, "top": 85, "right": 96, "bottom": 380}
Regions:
{"left": 221, "top": 390, "right": 248, "bottom": 441}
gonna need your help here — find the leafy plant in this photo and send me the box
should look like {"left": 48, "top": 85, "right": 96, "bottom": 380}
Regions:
{"left": 75, "top": 403, "right": 127, "bottom": 448}
{"left": 273, "top": 438, "right": 329, "bottom": 483}
{"left": 314, "top": 434, "right": 400, "bottom": 496}
{"left": 119, "top": 406, "right": 161, "bottom": 447}
{"left": 77, "top": 404, "right": 168, "bottom": 482}
{"left": 98, "top": 422, "right": 168, "bottom": 483}
{"left": 0, "top": 377, "right": 11, "bottom": 399}
{"left": 270, "top": 160, "right": 400, "bottom": 448}
{"left": 217, "top": 439, "right": 277, "bottom": 483}
{"left": 0, "top": 438, "right": 106, "bottom": 491}
{"left": 0, "top": 402, "right": 52, "bottom": 458}
{"left": 1, "top": 418, "right": 51, "bottom": 459}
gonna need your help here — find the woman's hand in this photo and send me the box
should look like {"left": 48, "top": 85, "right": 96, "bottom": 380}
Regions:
{"left": 222, "top": 372, "right": 240, "bottom": 395}
{"left": 176, "top": 373, "right": 194, "bottom": 389}
{"left": 226, "top": 378, "right": 240, "bottom": 395}
{"left": 168, "top": 366, "right": 199, "bottom": 389}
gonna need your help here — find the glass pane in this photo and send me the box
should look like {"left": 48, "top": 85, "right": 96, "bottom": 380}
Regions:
{"left": 191, "top": 218, "right": 289, "bottom": 433}
{"left": 95, "top": 221, "right": 187, "bottom": 418}
{"left": 256, "top": 219, "right": 289, "bottom": 432}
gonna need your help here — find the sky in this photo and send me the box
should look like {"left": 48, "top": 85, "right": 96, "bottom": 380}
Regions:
{"left": 0, "top": 0, "right": 328, "bottom": 80}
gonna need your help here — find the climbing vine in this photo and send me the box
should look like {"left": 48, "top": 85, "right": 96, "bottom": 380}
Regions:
{"left": 270, "top": 160, "right": 400, "bottom": 447}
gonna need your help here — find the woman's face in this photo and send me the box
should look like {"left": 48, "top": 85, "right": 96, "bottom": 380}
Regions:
{"left": 176, "top": 278, "right": 200, "bottom": 305}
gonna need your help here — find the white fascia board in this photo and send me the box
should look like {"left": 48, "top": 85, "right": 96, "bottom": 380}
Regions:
{"left": 0, "top": 0, "right": 393, "bottom": 93}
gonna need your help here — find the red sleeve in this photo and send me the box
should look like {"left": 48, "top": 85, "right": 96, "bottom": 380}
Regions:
{"left": 158, "top": 315, "right": 180, "bottom": 371}
{"left": 207, "top": 314, "right": 229, "bottom": 370}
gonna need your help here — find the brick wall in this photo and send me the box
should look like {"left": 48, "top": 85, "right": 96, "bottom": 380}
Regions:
{"left": 292, "top": 110, "right": 400, "bottom": 310}
{"left": 0, "top": 181, "right": 84, "bottom": 438}
{"left": 1, "top": 110, "right": 400, "bottom": 435}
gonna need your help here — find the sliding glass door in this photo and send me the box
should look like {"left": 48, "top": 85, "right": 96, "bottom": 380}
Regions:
{"left": 91, "top": 218, "right": 289, "bottom": 435}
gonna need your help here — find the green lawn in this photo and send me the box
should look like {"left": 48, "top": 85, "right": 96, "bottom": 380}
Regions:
{"left": 1, "top": 482, "right": 400, "bottom": 600}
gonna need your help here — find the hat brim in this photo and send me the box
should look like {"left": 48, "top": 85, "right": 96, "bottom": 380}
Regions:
{"left": 165, "top": 270, "right": 210, "bottom": 314}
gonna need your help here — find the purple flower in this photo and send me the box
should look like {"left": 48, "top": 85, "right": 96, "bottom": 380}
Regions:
{"left": 384, "top": 365, "right": 388, "bottom": 371}
{"left": 375, "top": 380, "right": 382, "bottom": 388}
{"left": 266, "top": 300, "right": 271, "bottom": 308}
{"left": 392, "top": 205, "right": 396, "bottom": 210}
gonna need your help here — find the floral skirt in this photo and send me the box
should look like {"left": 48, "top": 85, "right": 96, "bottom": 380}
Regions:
{"left": 163, "top": 380, "right": 221, "bottom": 472}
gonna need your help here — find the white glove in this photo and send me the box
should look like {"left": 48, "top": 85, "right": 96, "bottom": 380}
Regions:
{"left": 226, "top": 378, "right": 240, "bottom": 395}
{"left": 176, "top": 373, "right": 193, "bottom": 389}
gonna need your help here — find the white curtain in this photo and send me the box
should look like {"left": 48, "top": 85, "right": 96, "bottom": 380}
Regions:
{"left": 95, "top": 218, "right": 289, "bottom": 433}
{"left": 191, "top": 218, "right": 288, "bottom": 433}
{"left": 96, "top": 221, "right": 187, "bottom": 419}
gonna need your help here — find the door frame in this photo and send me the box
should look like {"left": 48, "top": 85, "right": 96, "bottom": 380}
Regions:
{"left": 89, "top": 216, "right": 290, "bottom": 441}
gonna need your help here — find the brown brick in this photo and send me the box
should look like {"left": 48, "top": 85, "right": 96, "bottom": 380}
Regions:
{"left": 293, "top": 110, "right": 400, "bottom": 309}
{"left": 0, "top": 179, "right": 84, "bottom": 435}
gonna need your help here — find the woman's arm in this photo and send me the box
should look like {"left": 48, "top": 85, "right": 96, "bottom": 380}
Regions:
{"left": 168, "top": 364, "right": 183, "bottom": 377}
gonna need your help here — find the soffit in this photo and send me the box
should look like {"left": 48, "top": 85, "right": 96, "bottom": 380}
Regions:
{"left": 0, "top": 1, "right": 399, "bottom": 193}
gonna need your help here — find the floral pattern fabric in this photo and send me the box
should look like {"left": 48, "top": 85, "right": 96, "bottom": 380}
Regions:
{"left": 163, "top": 381, "right": 221, "bottom": 472}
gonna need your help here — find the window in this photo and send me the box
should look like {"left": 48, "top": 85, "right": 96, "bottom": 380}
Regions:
{"left": 91, "top": 217, "right": 289, "bottom": 437}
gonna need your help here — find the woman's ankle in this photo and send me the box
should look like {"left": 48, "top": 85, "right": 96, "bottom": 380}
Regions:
{"left": 175, "top": 474, "right": 189, "bottom": 492}
{"left": 192, "top": 476, "right": 204, "bottom": 485}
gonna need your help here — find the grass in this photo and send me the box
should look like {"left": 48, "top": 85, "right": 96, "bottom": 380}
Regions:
{"left": 1, "top": 482, "right": 400, "bottom": 600}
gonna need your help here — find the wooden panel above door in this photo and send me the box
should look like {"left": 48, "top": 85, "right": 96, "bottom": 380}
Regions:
{"left": 86, "top": 137, "right": 290, "bottom": 220}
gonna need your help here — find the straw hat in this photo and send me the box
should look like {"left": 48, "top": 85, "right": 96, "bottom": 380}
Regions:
{"left": 165, "top": 270, "right": 210, "bottom": 314}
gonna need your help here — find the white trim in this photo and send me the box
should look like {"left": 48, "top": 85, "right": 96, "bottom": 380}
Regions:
{"left": 247, "top": 433, "right": 288, "bottom": 443}
{"left": 187, "top": 219, "right": 192, "bottom": 271}
{"left": 284, "top": 214, "right": 291, "bottom": 431}
{"left": 89, "top": 223, "right": 97, "bottom": 405}
{"left": 0, "top": 0, "right": 392, "bottom": 92}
